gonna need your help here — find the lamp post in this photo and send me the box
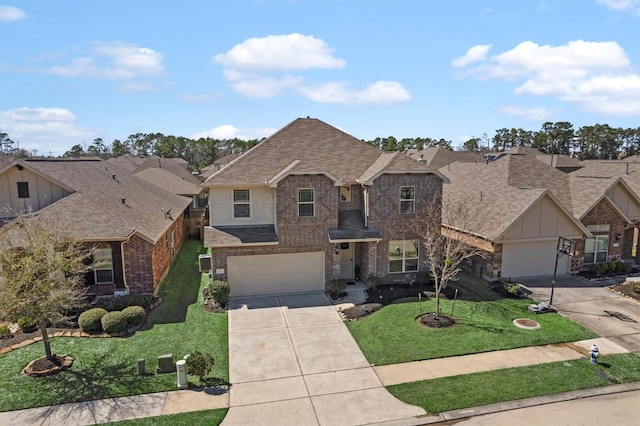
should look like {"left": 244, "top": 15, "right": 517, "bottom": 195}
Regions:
{"left": 550, "top": 236, "right": 576, "bottom": 306}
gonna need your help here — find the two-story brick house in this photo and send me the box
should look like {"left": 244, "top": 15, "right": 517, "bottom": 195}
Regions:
{"left": 202, "top": 117, "right": 448, "bottom": 297}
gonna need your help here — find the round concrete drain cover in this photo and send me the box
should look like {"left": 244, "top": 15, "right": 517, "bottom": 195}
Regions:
{"left": 513, "top": 318, "right": 540, "bottom": 330}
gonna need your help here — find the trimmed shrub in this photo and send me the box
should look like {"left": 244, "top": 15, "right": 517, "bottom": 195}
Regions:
{"left": 328, "top": 279, "right": 347, "bottom": 298}
{"left": 503, "top": 281, "right": 521, "bottom": 295}
{"left": 94, "top": 294, "right": 158, "bottom": 312}
{"left": 121, "top": 305, "right": 146, "bottom": 328}
{"left": 607, "top": 262, "right": 617, "bottom": 274}
{"left": 78, "top": 308, "right": 108, "bottom": 333}
{"left": 203, "top": 280, "right": 230, "bottom": 306}
{"left": 17, "top": 317, "right": 37, "bottom": 332}
{"left": 614, "top": 261, "right": 626, "bottom": 273}
{"left": 186, "top": 351, "right": 215, "bottom": 385}
{"left": 101, "top": 311, "right": 128, "bottom": 334}
{"left": 0, "top": 325, "right": 11, "bottom": 338}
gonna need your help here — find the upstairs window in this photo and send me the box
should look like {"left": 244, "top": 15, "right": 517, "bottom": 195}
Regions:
{"left": 233, "top": 189, "right": 250, "bottom": 218}
{"left": 298, "top": 188, "right": 315, "bottom": 217}
{"left": 94, "top": 248, "right": 114, "bottom": 284}
{"left": 17, "top": 182, "right": 29, "bottom": 198}
{"left": 400, "top": 186, "right": 415, "bottom": 213}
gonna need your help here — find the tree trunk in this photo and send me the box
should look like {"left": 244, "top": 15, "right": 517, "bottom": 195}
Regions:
{"left": 39, "top": 319, "right": 53, "bottom": 360}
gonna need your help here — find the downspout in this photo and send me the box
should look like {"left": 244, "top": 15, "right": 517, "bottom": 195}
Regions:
{"left": 121, "top": 238, "right": 130, "bottom": 295}
{"left": 363, "top": 185, "right": 369, "bottom": 228}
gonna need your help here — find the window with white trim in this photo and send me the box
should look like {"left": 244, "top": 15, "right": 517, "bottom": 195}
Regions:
{"left": 389, "top": 240, "right": 419, "bottom": 273}
{"left": 94, "top": 248, "right": 114, "bottom": 284}
{"left": 400, "top": 186, "right": 415, "bottom": 213}
{"left": 584, "top": 224, "right": 610, "bottom": 264}
{"left": 233, "top": 189, "right": 250, "bottom": 218}
{"left": 298, "top": 188, "right": 315, "bottom": 217}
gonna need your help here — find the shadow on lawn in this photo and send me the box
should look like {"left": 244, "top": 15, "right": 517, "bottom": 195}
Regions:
{"left": 144, "top": 239, "right": 208, "bottom": 326}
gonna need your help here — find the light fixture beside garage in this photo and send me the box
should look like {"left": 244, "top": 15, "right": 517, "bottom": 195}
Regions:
{"left": 335, "top": 244, "right": 340, "bottom": 255}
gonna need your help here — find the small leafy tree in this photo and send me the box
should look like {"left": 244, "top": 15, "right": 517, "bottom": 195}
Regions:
{"left": 186, "top": 351, "right": 215, "bottom": 385}
{"left": 0, "top": 211, "right": 95, "bottom": 360}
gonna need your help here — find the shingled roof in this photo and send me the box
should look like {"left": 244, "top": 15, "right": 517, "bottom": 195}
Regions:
{"left": 203, "top": 118, "right": 446, "bottom": 186}
{"left": 18, "top": 158, "right": 191, "bottom": 243}
{"left": 408, "top": 147, "right": 485, "bottom": 170}
{"left": 440, "top": 155, "right": 589, "bottom": 241}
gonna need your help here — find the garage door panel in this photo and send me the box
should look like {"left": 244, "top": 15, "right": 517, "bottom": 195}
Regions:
{"left": 228, "top": 252, "right": 325, "bottom": 297}
{"left": 502, "top": 241, "right": 570, "bottom": 279}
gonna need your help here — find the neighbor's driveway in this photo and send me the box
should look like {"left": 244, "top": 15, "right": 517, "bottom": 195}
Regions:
{"left": 520, "top": 275, "right": 640, "bottom": 354}
{"left": 221, "top": 292, "right": 427, "bottom": 426}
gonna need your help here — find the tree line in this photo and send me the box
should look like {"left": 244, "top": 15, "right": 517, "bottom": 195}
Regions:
{"left": 2, "top": 121, "right": 639, "bottom": 170}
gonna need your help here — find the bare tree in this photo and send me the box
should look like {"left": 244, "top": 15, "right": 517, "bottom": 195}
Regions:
{"left": 0, "top": 211, "right": 95, "bottom": 360}
{"left": 412, "top": 194, "right": 492, "bottom": 318}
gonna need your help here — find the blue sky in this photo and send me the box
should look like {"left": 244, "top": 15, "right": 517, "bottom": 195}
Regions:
{"left": 1, "top": 0, "right": 638, "bottom": 156}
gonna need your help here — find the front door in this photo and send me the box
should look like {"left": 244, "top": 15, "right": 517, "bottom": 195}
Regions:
{"left": 339, "top": 242, "right": 354, "bottom": 280}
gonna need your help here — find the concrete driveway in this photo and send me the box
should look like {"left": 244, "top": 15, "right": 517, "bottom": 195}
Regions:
{"left": 221, "top": 292, "right": 428, "bottom": 426}
{"left": 519, "top": 275, "right": 640, "bottom": 354}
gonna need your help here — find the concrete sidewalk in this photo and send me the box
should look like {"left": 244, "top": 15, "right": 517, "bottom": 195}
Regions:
{"left": 0, "top": 335, "right": 632, "bottom": 426}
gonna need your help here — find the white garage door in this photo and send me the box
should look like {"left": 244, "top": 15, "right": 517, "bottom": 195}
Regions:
{"left": 227, "top": 252, "right": 325, "bottom": 297}
{"left": 501, "top": 240, "right": 570, "bottom": 279}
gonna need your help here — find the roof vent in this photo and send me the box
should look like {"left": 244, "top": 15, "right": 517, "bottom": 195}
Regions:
{"left": 112, "top": 174, "right": 116, "bottom": 180}
{"left": 121, "top": 198, "right": 126, "bottom": 204}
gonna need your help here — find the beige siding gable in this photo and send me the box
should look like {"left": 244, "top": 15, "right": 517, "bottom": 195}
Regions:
{"left": 502, "top": 195, "right": 583, "bottom": 241}
{"left": 0, "top": 167, "right": 69, "bottom": 218}
{"left": 210, "top": 186, "right": 275, "bottom": 226}
{"left": 607, "top": 183, "right": 640, "bottom": 220}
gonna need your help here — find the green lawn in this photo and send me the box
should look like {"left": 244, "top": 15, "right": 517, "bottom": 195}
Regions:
{"left": 347, "top": 297, "right": 598, "bottom": 365}
{"left": 107, "top": 408, "right": 228, "bottom": 425}
{"left": 388, "top": 353, "right": 640, "bottom": 413}
{"left": 0, "top": 239, "right": 228, "bottom": 412}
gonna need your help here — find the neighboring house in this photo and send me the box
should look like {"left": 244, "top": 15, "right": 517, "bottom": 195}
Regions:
{"left": 487, "top": 148, "right": 582, "bottom": 173}
{"left": 200, "top": 153, "right": 242, "bottom": 179}
{"left": 440, "top": 154, "right": 640, "bottom": 280}
{"left": 407, "top": 147, "right": 485, "bottom": 170}
{"left": 0, "top": 157, "right": 191, "bottom": 295}
{"left": 109, "top": 156, "right": 208, "bottom": 237}
{"left": 202, "top": 117, "right": 448, "bottom": 297}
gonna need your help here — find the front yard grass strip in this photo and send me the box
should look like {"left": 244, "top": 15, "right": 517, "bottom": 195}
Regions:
{"left": 106, "top": 408, "right": 227, "bottom": 426}
{"left": 0, "top": 239, "right": 228, "bottom": 412}
{"left": 346, "top": 298, "right": 597, "bottom": 366}
{"left": 387, "top": 353, "right": 640, "bottom": 414}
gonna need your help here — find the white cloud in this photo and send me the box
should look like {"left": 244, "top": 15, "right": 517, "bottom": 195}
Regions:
{"left": 597, "top": 0, "right": 640, "bottom": 13}
{"left": 455, "top": 40, "right": 640, "bottom": 116}
{"left": 298, "top": 81, "right": 411, "bottom": 105}
{"left": 190, "top": 124, "right": 276, "bottom": 140}
{"left": 48, "top": 41, "right": 164, "bottom": 80}
{"left": 452, "top": 45, "right": 492, "bottom": 68}
{"left": 213, "top": 33, "right": 410, "bottom": 105}
{"left": 0, "top": 107, "right": 97, "bottom": 156}
{"left": 213, "top": 33, "right": 345, "bottom": 71}
{"left": 0, "top": 5, "right": 27, "bottom": 22}
{"left": 498, "top": 105, "right": 553, "bottom": 121}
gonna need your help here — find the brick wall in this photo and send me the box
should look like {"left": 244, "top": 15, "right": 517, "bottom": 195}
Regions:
{"left": 580, "top": 198, "right": 631, "bottom": 262}
{"left": 123, "top": 234, "right": 154, "bottom": 293}
{"left": 367, "top": 173, "right": 442, "bottom": 285}
{"left": 151, "top": 213, "right": 187, "bottom": 292}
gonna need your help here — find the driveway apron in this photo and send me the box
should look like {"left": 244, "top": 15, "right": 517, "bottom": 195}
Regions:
{"left": 222, "top": 292, "right": 426, "bottom": 426}
{"left": 520, "top": 275, "right": 640, "bottom": 354}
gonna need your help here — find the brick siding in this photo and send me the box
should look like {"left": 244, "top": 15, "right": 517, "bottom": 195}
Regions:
{"left": 579, "top": 198, "right": 632, "bottom": 263}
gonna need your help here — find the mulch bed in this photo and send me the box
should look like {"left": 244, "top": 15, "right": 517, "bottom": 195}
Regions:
{"left": 607, "top": 282, "right": 640, "bottom": 302}
{"left": 341, "top": 282, "right": 458, "bottom": 320}
{"left": 0, "top": 326, "right": 77, "bottom": 350}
